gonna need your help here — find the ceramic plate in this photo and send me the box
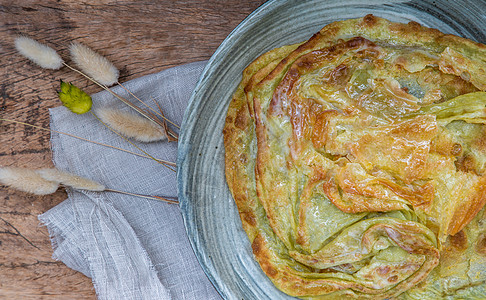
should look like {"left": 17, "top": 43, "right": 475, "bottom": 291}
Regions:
{"left": 177, "top": 0, "right": 486, "bottom": 299}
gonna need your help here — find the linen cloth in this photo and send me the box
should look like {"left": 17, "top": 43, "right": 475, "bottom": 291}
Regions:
{"left": 38, "top": 61, "right": 222, "bottom": 300}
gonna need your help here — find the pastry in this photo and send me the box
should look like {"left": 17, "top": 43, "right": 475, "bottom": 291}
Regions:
{"left": 223, "top": 15, "right": 486, "bottom": 299}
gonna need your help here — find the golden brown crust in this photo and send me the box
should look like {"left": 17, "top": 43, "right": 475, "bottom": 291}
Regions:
{"left": 223, "top": 42, "right": 301, "bottom": 240}
{"left": 223, "top": 15, "right": 486, "bottom": 299}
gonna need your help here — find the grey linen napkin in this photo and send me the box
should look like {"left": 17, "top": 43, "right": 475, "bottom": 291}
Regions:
{"left": 38, "top": 61, "right": 222, "bottom": 300}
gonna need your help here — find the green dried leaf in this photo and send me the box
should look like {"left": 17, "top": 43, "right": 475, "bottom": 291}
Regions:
{"left": 58, "top": 80, "right": 92, "bottom": 114}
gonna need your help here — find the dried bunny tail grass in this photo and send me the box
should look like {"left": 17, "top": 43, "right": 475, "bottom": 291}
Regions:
{"left": 96, "top": 107, "right": 166, "bottom": 142}
{"left": 14, "top": 36, "right": 63, "bottom": 70}
{"left": 0, "top": 167, "right": 59, "bottom": 195}
{"left": 70, "top": 42, "right": 119, "bottom": 86}
{"left": 0, "top": 118, "right": 175, "bottom": 165}
{"left": 36, "top": 168, "right": 105, "bottom": 191}
{"left": 0, "top": 167, "right": 177, "bottom": 204}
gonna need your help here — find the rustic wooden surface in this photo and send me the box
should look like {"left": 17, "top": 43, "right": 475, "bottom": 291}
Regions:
{"left": 0, "top": 0, "right": 266, "bottom": 298}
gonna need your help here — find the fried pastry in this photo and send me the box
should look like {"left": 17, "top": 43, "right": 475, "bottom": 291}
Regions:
{"left": 223, "top": 15, "right": 486, "bottom": 299}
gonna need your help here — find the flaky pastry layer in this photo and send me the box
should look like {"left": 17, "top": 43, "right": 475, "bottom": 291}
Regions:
{"left": 223, "top": 15, "right": 486, "bottom": 299}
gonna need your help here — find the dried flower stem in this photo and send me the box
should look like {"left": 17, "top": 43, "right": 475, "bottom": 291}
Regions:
{"left": 146, "top": 109, "right": 177, "bottom": 142}
{"left": 0, "top": 118, "right": 176, "bottom": 167}
{"left": 90, "top": 111, "right": 176, "bottom": 172}
{"left": 151, "top": 98, "right": 178, "bottom": 141}
{"left": 119, "top": 84, "right": 178, "bottom": 140}
{"left": 0, "top": 166, "right": 177, "bottom": 205}
{"left": 62, "top": 62, "right": 179, "bottom": 134}
{"left": 104, "top": 188, "right": 178, "bottom": 204}
{"left": 14, "top": 37, "right": 178, "bottom": 139}
{"left": 68, "top": 42, "right": 178, "bottom": 139}
{"left": 145, "top": 102, "right": 178, "bottom": 142}
{"left": 117, "top": 81, "right": 180, "bottom": 129}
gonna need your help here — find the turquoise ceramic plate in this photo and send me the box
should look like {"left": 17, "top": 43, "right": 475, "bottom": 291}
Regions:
{"left": 177, "top": 0, "right": 486, "bottom": 299}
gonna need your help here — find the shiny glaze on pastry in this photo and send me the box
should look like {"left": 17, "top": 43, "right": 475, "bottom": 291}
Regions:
{"left": 223, "top": 15, "right": 486, "bottom": 299}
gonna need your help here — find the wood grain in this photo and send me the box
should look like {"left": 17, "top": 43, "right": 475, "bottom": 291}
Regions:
{"left": 0, "top": 0, "right": 266, "bottom": 298}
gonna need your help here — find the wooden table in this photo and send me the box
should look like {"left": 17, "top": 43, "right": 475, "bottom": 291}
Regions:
{"left": 0, "top": 1, "right": 266, "bottom": 298}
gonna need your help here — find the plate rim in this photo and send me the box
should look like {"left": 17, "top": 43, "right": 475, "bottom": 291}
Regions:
{"left": 176, "top": 0, "right": 486, "bottom": 299}
{"left": 176, "top": 0, "right": 280, "bottom": 297}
